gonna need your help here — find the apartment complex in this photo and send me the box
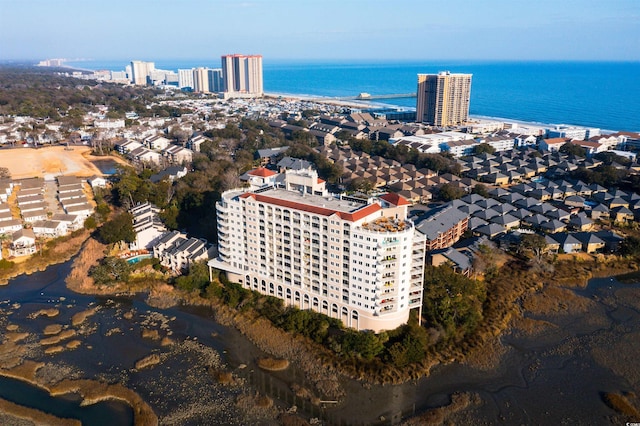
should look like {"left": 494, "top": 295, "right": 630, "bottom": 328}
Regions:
{"left": 416, "top": 71, "right": 472, "bottom": 127}
{"left": 208, "top": 170, "right": 426, "bottom": 332}
{"left": 221, "top": 54, "right": 263, "bottom": 98}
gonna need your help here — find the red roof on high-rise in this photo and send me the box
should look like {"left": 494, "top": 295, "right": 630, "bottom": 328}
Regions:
{"left": 239, "top": 193, "right": 381, "bottom": 222}
{"left": 379, "top": 193, "right": 410, "bottom": 206}
{"left": 248, "top": 167, "right": 277, "bottom": 177}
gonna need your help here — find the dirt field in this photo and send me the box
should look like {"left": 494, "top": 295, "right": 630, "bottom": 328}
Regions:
{"left": 0, "top": 146, "right": 127, "bottom": 180}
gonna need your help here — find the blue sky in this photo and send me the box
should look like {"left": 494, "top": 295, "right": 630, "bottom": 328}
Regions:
{"left": 1, "top": 0, "right": 638, "bottom": 61}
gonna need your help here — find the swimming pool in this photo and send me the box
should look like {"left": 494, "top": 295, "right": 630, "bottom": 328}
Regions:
{"left": 126, "top": 254, "right": 153, "bottom": 264}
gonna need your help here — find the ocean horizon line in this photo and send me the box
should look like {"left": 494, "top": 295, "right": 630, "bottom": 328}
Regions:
{"left": 30, "top": 59, "right": 640, "bottom": 132}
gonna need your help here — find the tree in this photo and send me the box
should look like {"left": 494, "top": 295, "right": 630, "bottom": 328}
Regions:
{"left": 474, "top": 143, "right": 496, "bottom": 155}
{"left": 423, "top": 265, "right": 486, "bottom": 342}
{"left": 90, "top": 257, "right": 131, "bottom": 285}
{"left": 519, "top": 233, "right": 547, "bottom": 263}
{"left": 559, "top": 142, "right": 587, "bottom": 158}
{"left": 471, "top": 183, "right": 489, "bottom": 197}
{"left": 173, "top": 261, "right": 210, "bottom": 293}
{"left": 619, "top": 236, "right": 640, "bottom": 258}
{"left": 438, "top": 183, "right": 465, "bottom": 201}
{"left": 98, "top": 212, "right": 135, "bottom": 244}
{"left": 339, "top": 330, "right": 387, "bottom": 361}
{"left": 348, "top": 177, "right": 374, "bottom": 194}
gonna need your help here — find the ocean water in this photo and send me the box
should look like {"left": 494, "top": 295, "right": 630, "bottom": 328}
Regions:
{"left": 67, "top": 59, "right": 640, "bottom": 132}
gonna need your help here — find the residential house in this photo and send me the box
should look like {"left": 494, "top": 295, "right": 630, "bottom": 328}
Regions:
{"left": 114, "top": 139, "right": 142, "bottom": 155}
{"left": 163, "top": 145, "right": 193, "bottom": 164}
{"left": 308, "top": 129, "right": 336, "bottom": 146}
{"left": 610, "top": 206, "right": 634, "bottom": 223}
{"left": 57, "top": 175, "right": 83, "bottom": 193}
{"left": 188, "top": 134, "right": 211, "bottom": 152}
{"left": 9, "top": 228, "right": 37, "bottom": 257}
{"left": 150, "top": 166, "right": 188, "bottom": 183}
{"left": 514, "top": 134, "right": 538, "bottom": 148}
{"left": 573, "top": 232, "right": 605, "bottom": 253}
{"left": 153, "top": 231, "right": 209, "bottom": 272}
{"left": 51, "top": 213, "right": 83, "bottom": 231}
{"left": 130, "top": 202, "right": 167, "bottom": 250}
{"left": 145, "top": 134, "right": 171, "bottom": 151}
{"left": 475, "top": 223, "right": 507, "bottom": 238}
{"left": 568, "top": 213, "right": 594, "bottom": 231}
{"left": 88, "top": 175, "right": 108, "bottom": 189}
{"left": 257, "top": 146, "right": 289, "bottom": 166}
{"left": 569, "top": 139, "right": 607, "bottom": 156}
{"left": 129, "top": 147, "right": 162, "bottom": 166}
{"left": 32, "top": 220, "right": 68, "bottom": 238}
{"left": 239, "top": 167, "right": 279, "bottom": 189}
{"left": 277, "top": 157, "right": 314, "bottom": 172}
{"left": 589, "top": 203, "right": 610, "bottom": 220}
{"left": 0, "top": 219, "right": 23, "bottom": 235}
{"left": 22, "top": 209, "right": 47, "bottom": 223}
{"left": 0, "top": 179, "right": 15, "bottom": 203}
{"left": 64, "top": 203, "right": 93, "bottom": 219}
{"left": 539, "top": 137, "right": 569, "bottom": 152}
{"left": 429, "top": 247, "right": 472, "bottom": 276}
{"left": 552, "top": 233, "right": 582, "bottom": 253}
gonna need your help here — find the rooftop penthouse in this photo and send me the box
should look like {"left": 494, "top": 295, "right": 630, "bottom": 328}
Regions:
{"left": 361, "top": 216, "right": 408, "bottom": 233}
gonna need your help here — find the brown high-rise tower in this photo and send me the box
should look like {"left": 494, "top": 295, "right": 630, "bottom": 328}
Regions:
{"left": 416, "top": 72, "right": 472, "bottom": 127}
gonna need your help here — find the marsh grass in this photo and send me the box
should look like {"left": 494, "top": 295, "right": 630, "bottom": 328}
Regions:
{"left": 50, "top": 379, "right": 158, "bottom": 426}
{"left": 70, "top": 308, "right": 97, "bottom": 327}
{"left": 0, "top": 397, "right": 81, "bottom": 426}
{"left": 603, "top": 392, "right": 640, "bottom": 418}
{"left": 257, "top": 358, "right": 289, "bottom": 371}
{"left": 134, "top": 354, "right": 160, "bottom": 370}
{"left": 43, "top": 324, "right": 63, "bottom": 335}
{"left": 40, "top": 330, "right": 76, "bottom": 346}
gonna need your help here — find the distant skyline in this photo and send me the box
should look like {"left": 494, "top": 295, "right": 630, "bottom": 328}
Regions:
{"left": 1, "top": 0, "right": 639, "bottom": 62}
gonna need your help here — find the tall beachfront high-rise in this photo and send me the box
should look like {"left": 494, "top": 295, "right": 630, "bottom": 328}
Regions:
{"left": 221, "top": 54, "right": 263, "bottom": 97}
{"left": 416, "top": 72, "right": 472, "bottom": 127}
{"left": 192, "top": 67, "right": 210, "bottom": 93}
{"left": 208, "top": 169, "right": 426, "bottom": 332}
{"left": 130, "top": 61, "right": 155, "bottom": 86}
{"left": 207, "top": 68, "right": 224, "bottom": 93}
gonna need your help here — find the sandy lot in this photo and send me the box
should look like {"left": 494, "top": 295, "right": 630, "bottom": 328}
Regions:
{"left": 0, "top": 146, "right": 127, "bottom": 180}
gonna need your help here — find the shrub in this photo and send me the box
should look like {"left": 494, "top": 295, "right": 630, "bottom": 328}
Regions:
{"left": 0, "top": 258, "right": 15, "bottom": 270}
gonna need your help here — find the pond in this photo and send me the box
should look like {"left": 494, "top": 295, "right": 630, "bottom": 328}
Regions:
{"left": 90, "top": 159, "right": 119, "bottom": 175}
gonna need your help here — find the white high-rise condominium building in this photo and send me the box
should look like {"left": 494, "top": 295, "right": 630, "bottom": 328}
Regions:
{"left": 208, "top": 169, "right": 426, "bottom": 332}
{"left": 221, "top": 54, "right": 263, "bottom": 97}
{"left": 416, "top": 71, "right": 472, "bottom": 127}
{"left": 178, "top": 69, "right": 195, "bottom": 90}
{"left": 130, "top": 61, "right": 155, "bottom": 85}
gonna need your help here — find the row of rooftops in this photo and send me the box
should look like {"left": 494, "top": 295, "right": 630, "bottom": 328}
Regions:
{"left": 0, "top": 176, "right": 92, "bottom": 241}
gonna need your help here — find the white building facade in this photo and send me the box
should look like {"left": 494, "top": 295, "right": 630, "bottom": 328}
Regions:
{"left": 208, "top": 171, "right": 426, "bottom": 332}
